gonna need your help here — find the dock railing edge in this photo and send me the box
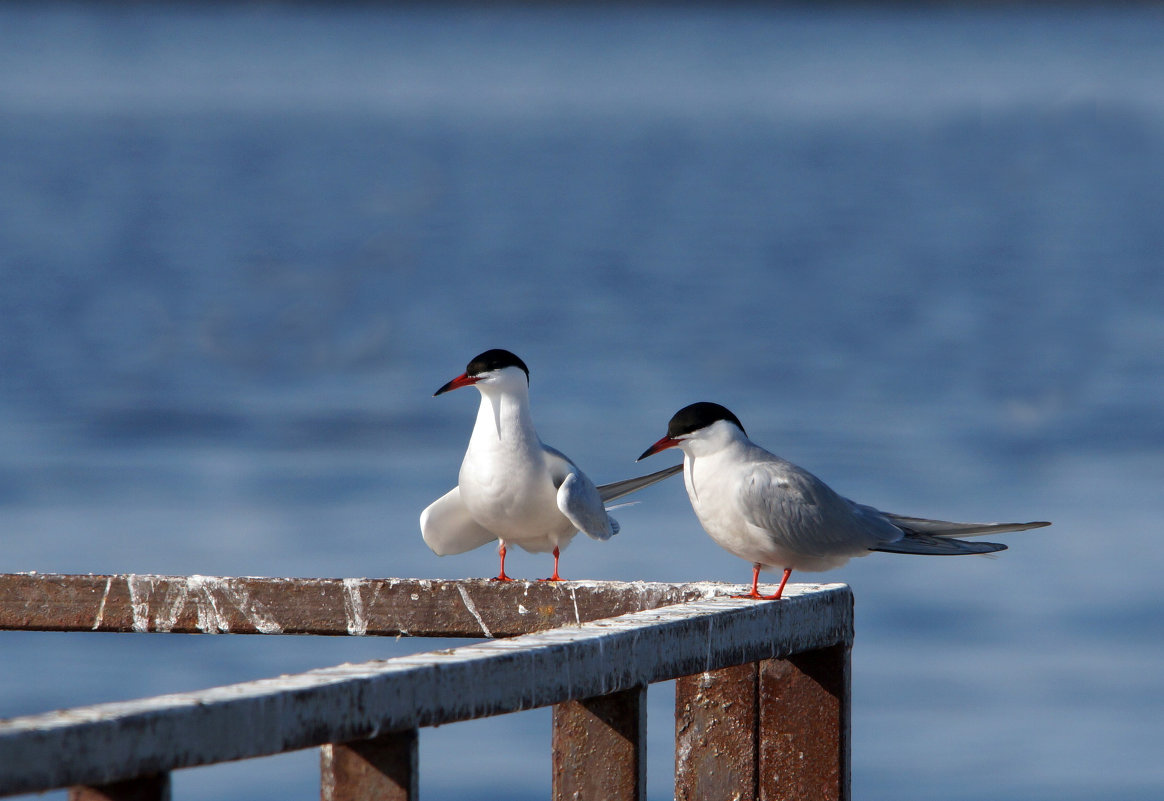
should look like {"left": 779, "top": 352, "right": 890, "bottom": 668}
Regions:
{"left": 0, "top": 574, "right": 853, "bottom": 801}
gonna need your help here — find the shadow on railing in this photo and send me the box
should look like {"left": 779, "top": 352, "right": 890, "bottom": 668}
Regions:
{"left": 0, "top": 574, "right": 853, "bottom": 801}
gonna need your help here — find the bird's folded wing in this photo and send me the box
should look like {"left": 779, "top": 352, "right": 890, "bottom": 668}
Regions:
{"left": 871, "top": 534, "right": 1007, "bottom": 555}
{"left": 558, "top": 471, "right": 618, "bottom": 541}
{"left": 596, "top": 463, "right": 683, "bottom": 503}
{"left": 420, "top": 486, "right": 498, "bottom": 555}
{"left": 881, "top": 514, "right": 1051, "bottom": 538}
{"left": 741, "top": 464, "right": 902, "bottom": 551}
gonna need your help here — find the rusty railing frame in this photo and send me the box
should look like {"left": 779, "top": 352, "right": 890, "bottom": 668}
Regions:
{"left": 0, "top": 574, "right": 854, "bottom": 801}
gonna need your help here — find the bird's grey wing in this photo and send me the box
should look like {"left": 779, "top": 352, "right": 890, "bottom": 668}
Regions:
{"left": 880, "top": 514, "right": 1051, "bottom": 538}
{"left": 420, "top": 486, "right": 498, "bottom": 556}
{"left": 558, "top": 472, "right": 619, "bottom": 540}
{"left": 871, "top": 534, "right": 1007, "bottom": 555}
{"left": 738, "top": 462, "right": 903, "bottom": 552}
{"left": 542, "top": 447, "right": 617, "bottom": 541}
{"left": 845, "top": 501, "right": 910, "bottom": 546}
{"left": 597, "top": 463, "right": 683, "bottom": 503}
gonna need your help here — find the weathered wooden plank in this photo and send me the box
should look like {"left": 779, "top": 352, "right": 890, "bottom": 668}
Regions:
{"left": 321, "top": 730, "right": 418, "bottom": 801}
{"left": 758, "top": 646, "right": 851, "bottom": 801}
{"left": 0, "top": 585, "right": 852, "bottom": 797}
{"left": 551, "top": 686, "right": 646, "bottom": 801}
{"left": 68, "top": 774, "right": 170, "bottom": 801}
{"left": 0, "top": 574, "right": 729, "bottom": 638}
{"left": 674, "top": 662, "right": 759, "bottom": 801}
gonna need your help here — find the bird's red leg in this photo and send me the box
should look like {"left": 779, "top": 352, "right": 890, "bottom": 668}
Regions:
{"left": 733, "top": 564, "right": 789, "bottom": 600}
{"left": 763, "top": 568, "right": 792, "bottom": 600}
{"left": 539, "top": 547, "right": 564, "bottom": 582}
{"left": 733, "top": 564, "right": 765, "bottom": 599}
{"left": 492, "top": 543, "right": 515, "bottom": 582}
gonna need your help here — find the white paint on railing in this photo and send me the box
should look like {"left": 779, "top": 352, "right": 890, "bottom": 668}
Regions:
{"left": 126, "top": 574, "right": 154, "bottom": 633}
{"left": 457, "top": 584, "right": 492, "bottom": 638}
{"left": 569, "top": 585, "right": 581, "bottom": 625}
{"left": 90, "top": 577, "right": 112, "bottom": 631}
{"left": 219, "top": 578, "right": 283, "bottom": 635}
{"left": 151, "top": 577, "right": 189, "bottom": 632}
{"left": 342, "top": 578, "right": 368, "bottom": 636}
{"left": 123, "top": 574, "right": 284, "bottom": 635}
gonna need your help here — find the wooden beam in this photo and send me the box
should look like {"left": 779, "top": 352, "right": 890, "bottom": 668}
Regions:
{"left": 0, "top": 574, "right": 731, "bottom": 638}
{"left": 0, "top": 585, "right": 852, "bottom": 797}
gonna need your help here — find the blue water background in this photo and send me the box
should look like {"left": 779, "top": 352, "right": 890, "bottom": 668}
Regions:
{"left": 2, "top": 4, "right": 1163, "bottom": 799}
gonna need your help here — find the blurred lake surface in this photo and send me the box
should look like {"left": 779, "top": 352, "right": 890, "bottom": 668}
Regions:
{"left": 1, "top": 4, "right": 1163, "bottom": 800}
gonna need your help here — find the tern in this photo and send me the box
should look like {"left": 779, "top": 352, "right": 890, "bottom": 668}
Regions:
{"left": 421, "top": 349, "right": 681, "bottom": 581}
{"left": 638, "top": 401, "right": 1050, "bottom": 599}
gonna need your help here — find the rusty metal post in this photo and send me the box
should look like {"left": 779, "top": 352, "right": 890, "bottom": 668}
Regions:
{"left": 321, "top": 729, "right": 418, "bottom": 801}
{"left": 69, "top": 774, "right": 171, "bottom": 801}
{"left": 674, "top": 662, "right": 759, "bottom": 801}
{"left": 551, "top": 685, "right": 646, "bottom": 801}
{"left": 758, "top": 645, "right": 851, "bottom": 801}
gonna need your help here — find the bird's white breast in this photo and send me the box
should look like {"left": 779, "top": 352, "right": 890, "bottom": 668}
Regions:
{"left": 685, "top": 448, "right": 771, "bottom": 560}
{"left": 457, "top": 393, "right": 576, "bottom": 551}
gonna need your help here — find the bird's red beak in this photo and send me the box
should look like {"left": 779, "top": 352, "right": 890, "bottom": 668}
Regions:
{"left": 637, "top": 435, "right": 679, "bottom": 461}
{"left": 434, "top": 372, "right": 480, "bottom": 396}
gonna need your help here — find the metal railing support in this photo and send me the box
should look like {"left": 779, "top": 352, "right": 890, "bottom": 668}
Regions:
{"left": 551, "top": 686, "right": 646, "bottom": 801}
{"left": 321, "top": 730, "right": 418, "bottom": 801}
{"left": 68, "top": 774, "right": 171, "bottom": 801}
{"left": 676, "top": 646, "right": 851, "bottom": 801}
{"left": 675, "top": 662, "right": 760, "bottom": 801}
{"left": 759, "top": 646, "right": 851, "bottom": 801}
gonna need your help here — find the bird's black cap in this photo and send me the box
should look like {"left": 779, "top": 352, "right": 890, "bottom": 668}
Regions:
{"left": 466, "top": 349, "right": 530, "bottom": 381}
{"left": 667, "top": 402, "right": 746, "bottom": 438}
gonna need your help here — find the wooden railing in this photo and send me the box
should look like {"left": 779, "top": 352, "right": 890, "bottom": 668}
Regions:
{"left": 0, "top": 574, "right": 853, "bottom": 801}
